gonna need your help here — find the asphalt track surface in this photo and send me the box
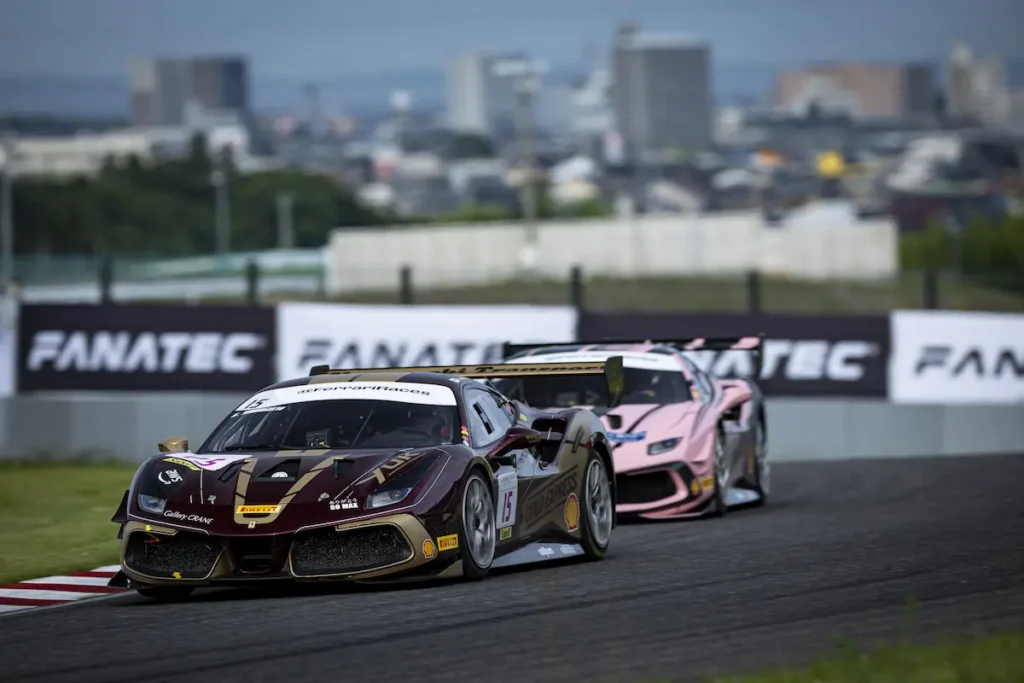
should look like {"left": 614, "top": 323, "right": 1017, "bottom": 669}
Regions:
{"left": 2, "top": 454, "right": 1022, "bottom": 683}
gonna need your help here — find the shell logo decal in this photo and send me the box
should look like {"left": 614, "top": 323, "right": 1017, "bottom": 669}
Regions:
{"left": 422, "top": 538, "right": 437, "bottom": 560}
{"left": 690, "top": 479, "right": 700, "bottom": 496}
{"left": 564, "top": 493, "right": 580, "bottom": 532}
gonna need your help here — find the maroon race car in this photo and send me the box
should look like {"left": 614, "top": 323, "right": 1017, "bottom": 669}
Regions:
{"left": 108, "top": 359, "right": 622, "bottom": 600}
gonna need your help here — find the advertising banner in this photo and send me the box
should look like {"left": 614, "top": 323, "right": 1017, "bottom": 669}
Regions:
{"left": 18, "top": 304, "right": 276, "bottom": 392}
{"left": 0, "top": 295, "right": 16, "bottom": 397}
{"left": 579, "top": 312, "right": 890, "bottom": 397}
{"left": 889, "top": 310, "right": 1024, "bottom": 404}
{"left": 276, "top": 303, "right": 578, "bottom": 382}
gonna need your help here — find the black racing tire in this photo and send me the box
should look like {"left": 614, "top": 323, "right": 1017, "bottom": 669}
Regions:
{"left": 750, "top": 413, "right": 768, "bottom": 507}
{"left": 579, "top": 450, "right": 614, "bottom": 561}
{"left": 709, "top": 425, "right": 729, "bottom": 518}
{"left": 458, "top": 468, "right": 496, "bottom": 582}
{"left": 137, "top": 586, "right": 194, "bottom": 602}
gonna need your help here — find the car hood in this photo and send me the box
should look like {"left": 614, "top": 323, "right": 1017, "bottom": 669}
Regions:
{"left": 131, "top": 447, "right": 449, "bottom": 535}
{"left": 593, "top": 402, "right": 699, "bottom": 473}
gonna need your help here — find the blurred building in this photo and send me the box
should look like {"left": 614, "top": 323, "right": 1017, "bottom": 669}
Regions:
{"left": 611, "top": 24, "right": 713, "bottom": 161}
{"left": 130, "top": 56, "right": 251, "bottom": 127}
{"left": 945, "top": 43, "right": 1011, "bottom": 124}
{"left": 773, "top": 63, "right": 935, "bottom": 120}
{"left": 446, "top": 52, "right": 530, "bottom": 137}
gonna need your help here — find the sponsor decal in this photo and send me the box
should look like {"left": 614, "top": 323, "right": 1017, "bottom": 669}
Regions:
{"left": 297, "top": 383, "right": 431, "bottom": 397}
{"left": 500, "top": 527, "right": 512, "bottom": 541}
{"left": 496, "top": 471, "right": 518, "bottom": 529}
{"left": 207, "top": 495, "right": 217, "bottom": 504}
{"left": 607, "top": 431, "right": 646, "bottom": 443}
{"left": 158, "top": 469, "right": 183, "bottom": 486}
{"left": 700, "top": 476, "right": 714, "bottom": 491}
{"left": 236, "top": 504, "right": 280, "bottom": 515}
{"left": 522, "top": 468, "right": 579, "bottom": 524}
{"left": 559, "top": 545, "right": 576, "bottom": 556}
{"left": 329, "top": 499, "right": 359, "bottom": 511}
{"left": 163, "top": 510, "right": 214, "bottom": 525}
{"left": 564, "top": 493, "right": 580, "bottom": 532}
{"left": 437, "top": 534, "right": 459, "bottom": 552}
{"left": 163, "top": 457, "right": 200, "bottom": 471}
{"left": 422, "top": 538, "right": 437, "bottom": 559}
{"left": 172, "top": 571, "right": 182, "bottom": 580}
{"left": 689, "top": 479, "right": 700, "bottom": 496}
{"left": 538, "top": 546, "right": 554, "bottom": 557}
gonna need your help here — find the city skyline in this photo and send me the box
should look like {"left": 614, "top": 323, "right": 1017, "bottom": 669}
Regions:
{"left": 1, "top": 0, "right": 1021, "bottom": 79}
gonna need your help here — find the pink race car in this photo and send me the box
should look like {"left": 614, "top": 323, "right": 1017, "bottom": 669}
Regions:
{"left": 493, "top": 336, "right": 769, "bottom": 520}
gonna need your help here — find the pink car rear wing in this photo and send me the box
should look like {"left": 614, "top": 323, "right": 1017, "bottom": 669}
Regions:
{"left": 502, "top": 334, "right": 765, "bottom": 379}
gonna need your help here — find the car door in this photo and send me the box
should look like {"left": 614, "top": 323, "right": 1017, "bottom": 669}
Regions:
{"left": 462, "top": 385, "right": 529, "bottom": 541}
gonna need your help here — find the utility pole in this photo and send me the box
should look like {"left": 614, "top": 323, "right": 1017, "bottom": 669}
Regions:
{"left": 493, "top": 58, "right": 547, "bottom": 274}
{"left": 0, "top": 131, "right": 15, "bottom": 293}
{"left": 276, "top": 192, "right": 294, "bottom": 249}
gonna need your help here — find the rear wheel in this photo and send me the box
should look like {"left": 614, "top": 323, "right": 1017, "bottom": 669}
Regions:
{"left": 137, "top": 586, "right": 194, "bottom": 602}
{"left": 580, "top": 451, "right": 613, "bottom": 560}
{"left": 459, "top": 470, "right": 496, "bottom": 581}
{"left": 709, "top": 426, "right": 729, "bottom": 517}
{"left": 750, "top": 415, "right": 769, "bottom": 507}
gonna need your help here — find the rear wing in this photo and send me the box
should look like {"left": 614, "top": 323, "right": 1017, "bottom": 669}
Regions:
{"left": 502, "top": 335, "right": 765, "bottom": 378}
{"left": 308, "top": 357, "right": 626, "bottom": 407}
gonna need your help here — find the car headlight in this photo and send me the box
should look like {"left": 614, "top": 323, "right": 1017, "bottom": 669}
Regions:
{"left": 138, "top": 494, "right": 167, "bottom": 514}
{"left": 648, "top": 438, "right": 682, "bottom": 456}
{"left": 365, "top": 487, "right": 413, "bottom": 510}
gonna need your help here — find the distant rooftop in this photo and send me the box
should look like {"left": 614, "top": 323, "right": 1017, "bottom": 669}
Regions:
{"left": 618, "top": 32, "right": 708, "bottom": 50}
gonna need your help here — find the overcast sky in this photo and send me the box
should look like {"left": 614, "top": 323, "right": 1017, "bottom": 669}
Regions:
{"left": 1, "top": 0, "right": 1021, "bottom": 78}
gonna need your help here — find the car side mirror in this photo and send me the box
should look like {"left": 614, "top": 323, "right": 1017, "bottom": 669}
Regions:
{"left": 486, "top": 425, "right": 546, "bottom": 466}
{"left": 158, "top": 436, "right": 189, "bottom": 453}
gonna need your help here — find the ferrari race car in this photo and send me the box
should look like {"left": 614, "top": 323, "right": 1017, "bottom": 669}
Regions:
{"left": 491, "top": 337, "right": 769, "bottom": 520}
{"left": 108, "top": 359, "right": 621, "bottom": 600}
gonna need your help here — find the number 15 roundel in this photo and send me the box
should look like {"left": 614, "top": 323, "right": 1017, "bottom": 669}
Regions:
{"left": 496, "top": 471, "right": 517, "bottom": 528}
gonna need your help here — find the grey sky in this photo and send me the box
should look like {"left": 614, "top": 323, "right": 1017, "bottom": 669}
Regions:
{"left": 1, "top": 0, "right": 1021, "bottom": 78}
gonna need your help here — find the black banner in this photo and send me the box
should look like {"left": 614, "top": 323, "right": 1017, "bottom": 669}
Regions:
{"left": 18, "top": 304, "right": 276, "bottom": 392}
{"left": 578, "top": 312, "right": 890, "bottom": 397}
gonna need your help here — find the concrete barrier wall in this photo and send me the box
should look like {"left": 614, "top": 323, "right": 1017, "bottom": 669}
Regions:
{"left": 1, "top": 395, "right": 1020, "bottom": 464}
{"left": 325, "top": 210, "right": 898, "bottom": 293}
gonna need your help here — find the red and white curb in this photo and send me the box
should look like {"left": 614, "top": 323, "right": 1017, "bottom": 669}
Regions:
{"left": 0, "top": 565, "right": 126, "bottom": 615}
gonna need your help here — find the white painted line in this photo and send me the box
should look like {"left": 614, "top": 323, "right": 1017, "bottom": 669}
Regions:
{"left": 0, "top": 588, "right": 102, "bottom": 601}
{"left": 0, "top": 604, "right": 32, "bottom": 614}
{"left": 21, "top": 575, "right": 114, "bottom": 587}
{"left": 95, "top": 565, "right": 121, "bottom": 573}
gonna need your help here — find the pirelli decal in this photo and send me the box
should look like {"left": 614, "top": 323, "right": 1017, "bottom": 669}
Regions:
{"left": 233, "top": 455, "right": 335, "bottom": 526}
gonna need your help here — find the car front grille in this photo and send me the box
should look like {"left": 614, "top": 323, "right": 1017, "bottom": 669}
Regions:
{"left": 124, "top": 530, "right": 221, "bottom": 580}
{"left": 290, "top": 525, "right": 413, "bottom": 577}
{"left": 616, "top": 470, "right": 678, "bottom": 505}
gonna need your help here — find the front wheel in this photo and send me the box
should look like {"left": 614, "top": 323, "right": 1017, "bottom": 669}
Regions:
{"left": 459, "top": 470, "right": 497, "bottom": 581}
{"left": 137, "top": 586, "right": 194, "bottom": 602}
{"left": 580, "top": 451, "right": 614, "bottom": 560}
{"left": 709, "top": 426, "right": 729, "bottom": 518}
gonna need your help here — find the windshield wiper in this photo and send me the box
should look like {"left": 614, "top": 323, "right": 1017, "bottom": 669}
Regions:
{"left": 223, "top": 443, "right": 298, "bottom": 452}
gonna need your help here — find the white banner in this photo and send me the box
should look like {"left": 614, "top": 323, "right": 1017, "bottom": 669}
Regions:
{"left": 275, "top": 303, "right": 578, "bottom": 382}
{"left": 0, "top": 295, "right": 16, "bottom": 397}
{"left": 890, "top": 310, "right": 1024, "bottom": 404}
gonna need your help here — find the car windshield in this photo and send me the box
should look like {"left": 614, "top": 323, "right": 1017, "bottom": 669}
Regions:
{"left": 492, "top": 368, "right": 692, "bottom": 407}
{"left": 199, "top": 383, "right": 461, "bottom": 453}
